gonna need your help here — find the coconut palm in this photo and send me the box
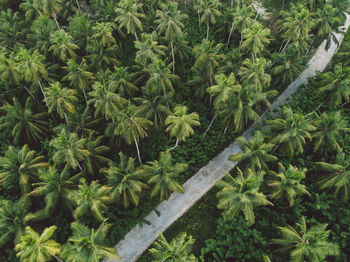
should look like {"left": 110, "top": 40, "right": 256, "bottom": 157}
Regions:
{"left": 91, "top": 22, "right": 116, "bottom": 48}
{"left": 49, "top": 30, "right": 79, "bottom": 62}
{"left": 49, "top": 129, "right": 89, "bottom": 171}
{"left": 0, "top": 199, "right": 30, "bottom": 247}
{"left": 227, "top": 5, "right": 255, "bottom": 45}
{"left": 155, "top": 1, "right": 188, "bottom": 73}
{"left": 165, "top": 105, "right": 200, "bottom": 150}
{"left": 218, "top": 85, "right": 277, "bottom": 133}
{"left": 271, "top": 49, "right": 307, "bottom": 85}
{"left": 20, "top": 0, "right": 37, "bottom": 22}
{"left": 272, "top": 216, "right": 339, "bottom": 262}
{"left": 68, "top": 14, "right": 92, "bottom": 50}
{"left": 104, "top": 152, "right": 148, "bottom": 208}
{"left": 61, "top": 221, "right": 119, "bottom": 262}
{"left": 278, "top": 4, "right": 313, "bottom": 54}
{"left": 229, "top": 131, "right": 277, "bottom": 171}
{"left": 108, "top": 66, "right": 138, "bottom": 98}
{"left": 316, "top": 64, "right": 350, "bottom": 106}
{"left": 69, "top": 107, "right": 101, "bottom": 137}
{"left": 83, "top": 134, "right": 110, "bottom": 175}
{"left": 216, "top": 168, "right": 272, "bottom": 225}
{"left": 143, "top": 59, "right": 179, "bottom": 96}
{"left": 14, "top": 48, "right": 48, "bottom": 103}
{"left": 68, "top": 178, "right": 111, "bottom": 221}
{"left": 114, "top": 102, "right": 152, "bottom": 165}
{"left": 62, "top": 59, "right": 95, "bottom": 103}
{"left": 135, "top": 32, "right": 166, "bottom": 66}
{"left": 149, "top": 232, "right": 198, "bottom": 262}
{"left": 44, "top": 82, "right": 78, "bottom": 124}
{"left": 238, "top": 57, "right": 271, "bottom": 91}
{"left": 26, "top": 166, "right": 78, "bottom": 220}
{"left": 85, "top": 41, "right": 120, "bottom": 70}
{"left": 0, "top": 97, "right": 49, "bottom": 145}
{"left": 15, "top": 226, "right": 61, "bottom": 262}
{"left": 195, "top": 0, "right": 222, "bottom": 39}
{"left": 268, "top": 163, "right": 310, "bottom": 206}
{"left": 0, "top": 144, "right": 48, "bottom": 194}
{"left": 134, "top": 94, "right": 171, "bottom": 128}
{"left": 0, "top": 10, "right": 26, "bottom": 49}
{"left": 29, "top": 16, "right": 56, "bottom": 56}
{"left": 312, "top": 111, "right": 350, "bottom": 153}
{"left": 115, "top": 0, "right": 144, "bottom": 41}
{"left": 265, "top": 107, "right": 316, "bottom": 156}
{"left": 33, "top": 0, "right": 62, "bottom": 29}
{"left": 88, "top": 81, "right": 127, "bottom": 122}
{"left": 140, "top": 151, "right": 187, "bottom": 201}
{"left": 316, "top": 153, "right": 350, "bottom": 202}
{"left": 0, "top": 52, "right": 21, "bottom": 85}
{"left": 240, "top": 22, "right": 270, "bottom": 61}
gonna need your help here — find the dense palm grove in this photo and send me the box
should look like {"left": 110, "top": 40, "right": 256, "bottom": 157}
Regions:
{"left": 0, "top": 0, "right": 349, "bottom": 261}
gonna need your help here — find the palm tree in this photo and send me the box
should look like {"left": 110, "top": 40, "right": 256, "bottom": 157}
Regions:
{"left": 195, "top": 0, "right": 222, "bottom": 40}
{"left": 0, "top": 52, "right": 21, "bottom": 85}
{"left": 68, "top": 14, "right": 92, "bottom": 50}
{"left": 115, "top": 0, "right": 144, "bottom": 41}
{"left": 134, "top": 32, "right": 166, "bottom": 66}
{"left": 316, "top": 153, "right": 350, "bottom": 202}
{"left": 87, "top": 81, "right": 127, "bottom": 122}
{"left": 0, "top": 97, "right": 49, "bottom": 145}
{"left": 104, "top": 152, "right": 148, "bottom": 208}
{"left": 49, "top": 129, "right": 89, "bottom": 171}
{"left": 20, "top": 0, "right": 37, "bottom": 22}
{"left": 143, "top": 59, "right": 179, "bottom": 96}
{"left": 114, "top": 102, "right": 152, "bottom": 164}
{"left": 26, "top": 166, "right": 78, "bottom": 220}
{"left": 278, "top": 4, "right": 313, "bottom": 54}
{"left": 33, "top": 0, "right": 62, "bottom": 29}
{"left": 271, "top": 49, "right": 307, "bottom": 85}
{"left": 238, "top": 57, "right": 271, "bottom": 91}
{"left": 140, "top": 151, "right": 187, "bottom": 201}
{"left": 91, "top": 22, "right": 116, "bottom": 48}
{"left": 265, "top": 107, "right": 316, "bottom": 156}
{"left": 83, "top": 134, "right": 110, "bottom": 175}
{"left": 61, "top": 221, "right": 119, "bottom": 262}
{"left": 312, "top": 111, "right": 350, "bottom": 153}
{"left": 14, "top": 48, "right": 48, "bottom": 104}
{"left": 218, "top": 85, "right": 277, "bottom": 133}
{"left": 0, "top": 144, "right": 48, "bottom": 194}
{"left": 69, "top": 107, "right": 101, "bottom": 137}
{"left": 165, "top": 105, "right": 200, "bottom": 150}
{"left": 272, "top": 217, "right": 339, "bottom": 262}
{"left": 316, "top": 64, "right": 350, "bottom": 106}
{"left": 62, "top": 59, "right": 95, "bottom": 103}
{"left": 190, "top": 40, "right": 224, "bottom": 98}
{"left": 0, "top": 10, "right": 26, "bottom": 49}
{"left": 227, "top": 5, "right": 255, "bottom": 45}
{"left": 44, "top": 82, "right": 78, "bottom": 124}
{"left": 229, "top": 131, "right": 277, "bottom": 171}
{"left": 85, "top": 41, "right": 120, "bottom": 70}
{"left": 155, "top": 1, "right": 188, "bottom": 73}
{"left": 240, "top": 22, "right": 270, "bottom": 61}
{"left": 108, "top": 66, "right": 138, "bottom": 98}
{"left": 68, "top": 178, "right": 111, "bottom": 221}
{"left": 15, "top": 226, "right": 61, "bottom": 262}
{"left": 149, "top": 232, "right": 198, "bottom": 262}
{"left": 29, "top": 16, "right": 56, "bottom": 56}
{"left": 0, "top": 199, "right": 29, "bottom": 247}
{"left": 134, "top": 94, "right": 171, "bottom": 128}
{"left": 49, "top": 30, "right": 79, "bottom": 63}
{"left": 216, "top": 168, "right": 272, "bottom": 225}
{"left": 268, "top": 163, "right": 310, "bottom": 206}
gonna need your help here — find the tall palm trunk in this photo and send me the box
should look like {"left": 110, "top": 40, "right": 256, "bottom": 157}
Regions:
{"left": 52, "top": 14, "right": 61, "bottom": 30}
{"left": 134, "top": 32, "right": 139, "bottom": 41}
{"left": 197, "top": 11, "right": 201, "bottom": 30}
{"left": 82, "top": 89, "right": 87, "bottom": 103}
{"left": 202, "top": 106, "right": 220, "bottom": 140}
{"left": 64, "top": 113, "right": 69, "bottom": 125}
{"left": 76, "top": 161, "right": 83, "bottom": 171}
{"left": 168, "top": 138, "right": 179, "bottom": 151}
{"left": 75, "top": 0, "right": 82, "bottom": 12}
{"left": 279, "top": 39, "right": 291, "bottom": 54}
{"left": 171, "top": 41, "right": 175, "bottom": 74}
{"left": 38, "top": 81, "right": 49, "bottom": 108}
{"left": 134, "top": 138, "right": 142, "bottom": 165}
{"left": 228, "top": 23, "right": 234, "bottom": 44}
{"left": 206, "top": 22, "right": 210, "bottom": 40}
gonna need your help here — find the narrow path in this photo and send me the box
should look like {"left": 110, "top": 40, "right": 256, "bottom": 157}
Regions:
{"left": 108, "top": 14, "right": 350, "bottom": 262}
